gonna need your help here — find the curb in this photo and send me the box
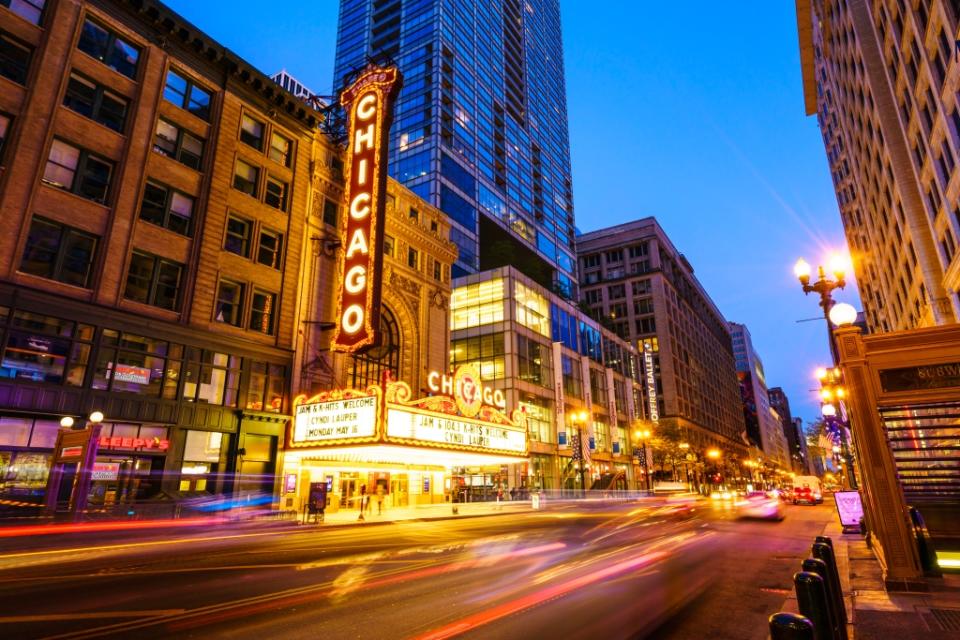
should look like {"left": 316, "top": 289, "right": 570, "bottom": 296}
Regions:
{"left": 297, "top": 507, "right": 536, "bottom": 530}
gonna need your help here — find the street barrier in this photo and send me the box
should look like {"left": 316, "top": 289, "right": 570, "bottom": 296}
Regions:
{"left": 812, "top": 541, "right": 848, "bottom": 639}
{"left": 802, "top": 557, "right": 842, "bottom": 640}
{"left": 794, "top": 571, "right": 835, "bottom": 640}
{"left": 768, "top": 611, "right": 815, "bottom": 640}
{"left": 908, "top": 506, "right": 941, "bottom": 577}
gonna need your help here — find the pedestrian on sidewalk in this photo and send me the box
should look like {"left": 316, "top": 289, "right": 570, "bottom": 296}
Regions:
{"left": 375, "top": 485, "right": 385, "bottom": 515}
{"left": 509, "top": 487, "right": 517, "bottom": 501}
{"left": 357, "top": 485, "right": 367, "bottom": 521}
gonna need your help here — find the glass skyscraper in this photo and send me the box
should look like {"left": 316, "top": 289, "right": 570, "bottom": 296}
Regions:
{"left": 334, "top": 0, "right": 576, "bottom": 295}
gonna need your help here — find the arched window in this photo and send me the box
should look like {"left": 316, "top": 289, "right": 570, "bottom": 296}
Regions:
{"left": 349, "top": 306, "right": 400, "bottom": 389}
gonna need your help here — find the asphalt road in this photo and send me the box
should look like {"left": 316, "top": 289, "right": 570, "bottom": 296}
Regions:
{"left": 0, "top": 499, "right": 835, "bottom": 640}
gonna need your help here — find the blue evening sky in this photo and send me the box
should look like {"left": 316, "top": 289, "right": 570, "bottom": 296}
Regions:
{"left": 163, "top": 1, "right": 852, "bottom": 425}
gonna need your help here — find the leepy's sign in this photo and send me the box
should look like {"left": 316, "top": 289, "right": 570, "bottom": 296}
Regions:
{"left": 386, "top": 408, "right": 526, "bottom": 455}
{"left": 292, "top": 395, "right": 378, "bottom": 444}
{"left": 331, "top": 65, "right": 402, "bottom": 353}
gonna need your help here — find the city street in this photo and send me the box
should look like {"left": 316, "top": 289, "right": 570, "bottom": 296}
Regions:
{"left": 0, "top": 499, "right": 834, "bottom": 639}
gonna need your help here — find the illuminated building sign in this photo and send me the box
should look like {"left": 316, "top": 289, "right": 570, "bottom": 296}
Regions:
{"left": 113, "top": 364, "right": 151, "bottom": 385}
{"left": 386, "top": 408, "right": 526, "bottom": 455}
{"left": 426, "top": 364, "right": 506, "bottom": 415}
{"left": 98, "top": 436, "right": 170, "bottom": 451}
{"left": 292, "top": 394, "right": 379, "bottom": 445}
{"left": 643, "top": 342, "right": 659, "bottom": 424}
{"left": 332, "top": 65, "right": 402, "bottom": 353}
{"left": 91, "top": 462, "right": 121, "bottom": 482}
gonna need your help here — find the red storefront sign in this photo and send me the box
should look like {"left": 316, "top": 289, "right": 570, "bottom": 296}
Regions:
{"left": 98, "top": 436, "right": 169, "bottom": 451}
{"left": 331, "top": 65, "right": 402, "bottom": 353}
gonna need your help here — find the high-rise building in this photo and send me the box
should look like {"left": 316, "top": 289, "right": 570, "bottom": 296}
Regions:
{"left": 795, "top": 0, "right": 960, "bottom": 333}
{"left": 768, "top": 387, "right": 806, "bottom": 472}
{"left": 270, "top": 69, "right": 321, "bottom": 105}
{"left": 576, "top": 219, "right": 748, "bottom": 458}
{"left": 729, "top": 323, "right": 789, "bottom": 465}
{"left": 333, "top": 0, "right": 577, "bottom": 294}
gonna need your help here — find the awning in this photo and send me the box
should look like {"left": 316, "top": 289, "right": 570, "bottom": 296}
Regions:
{"left": 284, "top": 444, "right": 528, "bottom": 468}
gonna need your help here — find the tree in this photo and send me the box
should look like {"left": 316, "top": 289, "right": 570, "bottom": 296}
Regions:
{"left": 649, "top": 422, "right": 684, "bottom": 480}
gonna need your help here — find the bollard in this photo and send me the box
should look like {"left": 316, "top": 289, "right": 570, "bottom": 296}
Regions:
{"left": 795, "top": 571, "right": 835, "bottom": 640}
{"left": 769, "top": 612, "right": 815, "bottom": 640}
{"left": 815, "top": 535, "right": 833, "bottom": 550}
{"left": 802, "top": 557, "right": 840, "bottom": 640}
{"left": 812, "top": 542, "right": 847, "bottom": 639}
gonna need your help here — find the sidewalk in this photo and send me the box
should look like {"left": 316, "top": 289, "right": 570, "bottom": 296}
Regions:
{"left": 300, "top": 499, "right": 536, "bottom": 527}
{"left": 778, "top": 521, "right": 960, "bottom": 639}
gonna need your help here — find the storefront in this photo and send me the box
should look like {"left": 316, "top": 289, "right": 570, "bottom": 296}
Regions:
{"left": 282, "top": 366, "right": 528, "bottom": 513}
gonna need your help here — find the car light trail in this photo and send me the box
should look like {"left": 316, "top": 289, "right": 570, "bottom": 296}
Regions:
{"left": 412, "top": 551, "right": 668, "bottom": 640}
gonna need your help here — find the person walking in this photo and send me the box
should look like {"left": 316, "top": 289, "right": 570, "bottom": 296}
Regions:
{"left": 375, "top": 484, "right": 385, "bottom": 515}
{"left": 357, "top": 485, "right": 367, "bottom": 521}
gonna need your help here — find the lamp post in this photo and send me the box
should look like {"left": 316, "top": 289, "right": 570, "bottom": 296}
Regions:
{"left": 633, "top": 426, "right": 652, "bottom": 494}
{"left": 570, "top": 410, "right": 589, "bottom": 497}
{"left": 815, "top": 357, "right": 858, "bottom": 490}
{"left": 793, "top": 255, "right": 848, "bottom": 365}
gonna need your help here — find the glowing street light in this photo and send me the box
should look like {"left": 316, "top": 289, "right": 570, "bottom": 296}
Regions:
{"left": 829, "top": 302, "right": 858, "bottom": 327}
{"left": 706, "top": 448, "right": 721, "bottom": 460}
{"left": 792, "top": 253, "right": 849, "bottom": 364}
{"left": 59, "top": 416, "right": 75, "bottom": 429}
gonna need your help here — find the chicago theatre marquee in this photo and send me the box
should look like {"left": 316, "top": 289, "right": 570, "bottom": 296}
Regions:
{"left": 285, "top": 65, "right": 527, "bottom": 511}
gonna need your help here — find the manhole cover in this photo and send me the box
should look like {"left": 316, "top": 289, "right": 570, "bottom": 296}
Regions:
{"left": 929, "top": 608, "right": 960, "bottom": 632}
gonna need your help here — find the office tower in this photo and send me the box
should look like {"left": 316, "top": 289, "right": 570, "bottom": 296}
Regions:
{"left": 577, "top": 219, "right": 748, "bottom": 458}
{"left": 796, "top": 0, "right": 960, "bottom": 332}
{"left": 768, "top": 387, "right": 806, "bottom": 472}
{"left": 729, "top": 323, "right": 789, "bottom": 466}
{"left": 333, "top": 0, "right": 577, "bottom": 295}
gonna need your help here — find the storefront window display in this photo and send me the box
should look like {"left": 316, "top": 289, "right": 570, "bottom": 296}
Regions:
{"left": 180, "top": 430, "right": 226, "bottom": 492}
{"left": 245, "top": 362, "right": 286, "bottom": 413}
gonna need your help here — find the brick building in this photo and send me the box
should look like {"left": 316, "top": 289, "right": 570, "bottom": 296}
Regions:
{"left": 0, "top": 0, "right": 325, "bottom": 506}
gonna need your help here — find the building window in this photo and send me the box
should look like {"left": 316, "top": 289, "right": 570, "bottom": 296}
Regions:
{"left": 407, "top": 247, "right": 418, "bottom": 269}
{"left": 233, "top": 160, "right": 259, "bottom": 197}
{"left": 124, "top": 251, "right": 183, "bottom": 311}
{"left": 632, "top": 279, "right": 652, "bottom": 296}
{"left": 92, "top": 330, "right": 176, "bottom": 398}
{"left": 181, "top": 349, "right": 240, "bottom": 406}
{"left": 561, "top": 354, "right": 582, "bottom": 399}
{"left": 628, "top": 243, "right": 649, "bottom": 258}
{"left": 225, "top": 216, "right": 252, "bottom": 257}
{"left": 163, "top": 69, "right": 211, "bottom": 120}
{"left": 246, "top": 362, "right": 285, "bottom": 412}
{"left": 636, "top": 317, "right": 656, "bottom": 335}
{"left": 584, "top": 289, "right": 601, "bottom": 305}
{"left": 264, "top": 176, "right": 288, "bottom": 211}
{"left": 409, "top": 207, "right": 419, "bottom": 221}
{"left": 0, "top": 30, "right": 31, "bottom": 85}
{"left": 214, "top": 279, "right": 244, "bottom": 326}
{"left": 0, "top": 113, "right": 10, "bottom": 158}
{"left": 250, "top": 290, "right": 276, "bottom": 335}
{"left": 77, "top": 19, "right": 139, "bottom": 79}
{"left": 0, "top": 310, "right": 93, "bottom": 386}
{"left": 153, "top": 119, "right": 203, "bottom": 170}
{"left": 139, "top": 181, "right": 193, "bottom": 237}
{"left": 322, "top": 198, "right": 338, "bottom": 227}
{"left": 516, "top": 334, "right": 551, "bottom": 387}
{"left": 452, "top": 279, "right": 505, "bottom": 330}
{"left": 180, "top": 430, "right": 226, "bottom": 491}
{"left": 383, "top": 235, "right": 394, "bottom": 256}
{"left": 581, "top": 254, "right": 600, "bottom": 269}
{"left": 634, "top": 298, "right": 654, "bottom": 315}
{"left": 605, "top": 250, "right": 623, "bottom": 263}
{"left": 608, "top": 284, "right": 626, "bottom": 300}
{"left": 433, "top": 260, "right": 442, "bottom": 281}
{"left": 349, "top": 306, "right": 400, "bottom": 390}
{"left": 2, "top": 0, "right": 46, "bottom": 25}
{"left": 239, "top": 113, "right": 264, "bottom": 150}
{"left": 269, "top": 131, "right": 292, "bottom": 166}
{"left": 62, "top": 73, "right": 128, "bottom": 133}
{"left": 451, "top": 334, "right": 506, "bottom": 381}
{"left": 19, "top": 216, "right": 98, "bottom": 287}
{"left": 256, "top": 229, "right": 283, "bottom": 269}
{"left": 515, "top": 281, "right": 550, "bottom": 337}
{"left": 42, "top": 139, "right": 112, "bottom": 204}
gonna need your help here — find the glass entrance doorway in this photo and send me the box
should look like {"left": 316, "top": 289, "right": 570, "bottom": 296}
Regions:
{"left": 390, "top": 474, "right": 408, "bottom": 507}
{"left": 340, "top": 472, "right": 359, "bottom": 509}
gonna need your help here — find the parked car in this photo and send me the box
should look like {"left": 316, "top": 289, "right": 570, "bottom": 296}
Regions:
{"left": 792, "top": 476, "right": 823, "bottom": 505}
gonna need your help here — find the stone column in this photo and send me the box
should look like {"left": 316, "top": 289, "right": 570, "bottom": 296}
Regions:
{"left": 835, "top": 326, "right": 925, "bottom": 590}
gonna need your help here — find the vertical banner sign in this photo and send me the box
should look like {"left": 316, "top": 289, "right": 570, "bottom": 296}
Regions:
{"left": 643, "top": 342, "right": 659, "bottom": 426}
{"left": 552, "top": 342, "right": 567, "bottom": 446}
{"left": 332, "top": 66, "right": 402, "bottom": 352}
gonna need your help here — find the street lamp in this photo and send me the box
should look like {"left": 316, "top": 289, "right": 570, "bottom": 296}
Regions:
{"left": 570, "top": 410, "right": 590, "bottom": 497}
{"left": 89, "top": 411, "right": 104, "bottom": 424}
{"left": 829, "top": 302, "right": 858, "bottom": 327}
{"left": 793, "top": 254, "right": 848, "bottom": 364}
{"left": 59, "top": 416, "right": 75, "bottom": 429}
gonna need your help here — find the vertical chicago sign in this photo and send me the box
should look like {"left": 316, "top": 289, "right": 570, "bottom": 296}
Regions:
{"left": 332, "top": 66, "right": 402, "bottom": 352}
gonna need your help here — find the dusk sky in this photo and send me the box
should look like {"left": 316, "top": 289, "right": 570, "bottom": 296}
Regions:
{"left": 164, "top": 0, "right": 854, "bottom": 425}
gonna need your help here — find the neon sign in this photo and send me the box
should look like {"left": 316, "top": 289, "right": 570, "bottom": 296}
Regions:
{"left": 331, "top": 65, "right": 402, "bottom": 353}
{"left": 643, "top": 342, "right": 659, "bottom": 424}
{"left": 98, "top": 436, "right": 170, "bottom": 451}
{"left": 426, "top": 364, "right": 506, "bottom": 417}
